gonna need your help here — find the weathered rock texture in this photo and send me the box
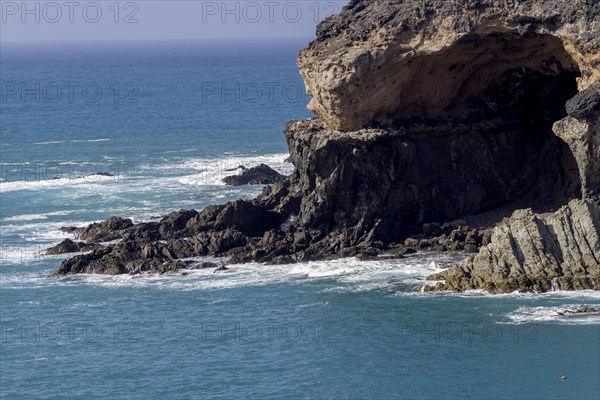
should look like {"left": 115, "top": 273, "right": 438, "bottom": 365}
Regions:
{"left": 52, "top": 0, "right": 599, "bottom": 293}
{"left": 284, "top": 119, "right": 579, "bottom": 234}
{"left": 426, "top": 199, "right": 600, "bottom": 293}
{"left": 299, "top": 0, "right": 599, "bottom": 198}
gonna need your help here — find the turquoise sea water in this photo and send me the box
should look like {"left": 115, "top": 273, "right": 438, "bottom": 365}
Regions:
{"left": 1, "top": 41, "right": 599, "bottom": 399}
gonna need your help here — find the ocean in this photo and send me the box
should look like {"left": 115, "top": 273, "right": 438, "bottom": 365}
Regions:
{"left": 1, "top": 40, "right": 599, "bottom": 399}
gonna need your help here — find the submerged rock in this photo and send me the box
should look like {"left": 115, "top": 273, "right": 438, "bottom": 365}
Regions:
{"left": 88, "top": 172, "right": 114, "bottom": 177}
{"left": 557, "top": 307, "right": 599, "bottom": 316}
{"left": 195, "top": 261, "right": 220, "bottom": 270}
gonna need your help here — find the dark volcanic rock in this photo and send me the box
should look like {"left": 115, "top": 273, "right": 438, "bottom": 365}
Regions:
{"left": 45, "top": 239, "right": 104, "bottom": 255}
{"left": 69, "top": 216, "right": 134, "bottom": 244}
{"left": 566, "top": 84, "right": 600, "bottom": 120}
{"left": 159, "top": 209, "right": 199, "bottom": 239}
{"left": 121, "top": 222, "right": 161, "bottom": 245}
{"left": 59, "top": 226, "right": 79, "bottom": 234}
{"left": 284, "top": 119, "right": 579, "bottom": 235}
{"left": 88, "top": 172, "right": 114, "bottom": 177}
{"left": 46, "top": 239, "right": 82, "bottom": 255}
{"left": 214, "top": 200, "right": 285, "bottom": 236}
{"left": 223, "top": 164, "right": 285, "bottom": 186}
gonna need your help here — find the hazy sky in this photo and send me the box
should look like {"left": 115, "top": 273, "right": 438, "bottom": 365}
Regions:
{"left": 0, "top": 0, "right": 349, "bottom": 43}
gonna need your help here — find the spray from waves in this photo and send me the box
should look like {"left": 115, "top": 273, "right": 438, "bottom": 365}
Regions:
{"left": 2, "top": 217, "right": 93, "bottom": 244}
{"left": 503, "top": 304, "right": 600, "bottom": 325}
{"left": 0, "top": 253, "right": 464, "bottom": 292}
{"left": 0, "top": 174, "right": 118, "bottom": 193}
{"left": 0, "top": 152, "right": 290, "bottom": 192}
{"left": 0, "top": 247, "right": 69, "bottom": 267}
{"left": 3, "top": 211, "right": 71, "bottom": 222}
{"left": 0, "top": 218, "right": 100, "bottom": 266}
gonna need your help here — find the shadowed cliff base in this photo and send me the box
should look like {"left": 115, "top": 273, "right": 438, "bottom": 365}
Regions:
{"left": 368, "top": 31, "right": 585, "bottom": 219}
{"left": 50, "top": 0, "right": 599, "bottom": 294}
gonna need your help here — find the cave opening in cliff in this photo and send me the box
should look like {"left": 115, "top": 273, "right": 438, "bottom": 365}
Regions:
{"left": 383, "top": 32, "right": 583, "bottom": 221}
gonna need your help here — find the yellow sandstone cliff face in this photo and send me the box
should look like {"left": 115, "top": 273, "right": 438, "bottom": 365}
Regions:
{"left": 298, "top": 0, "right": 599, "bottom": 129}
{"left": 296, "top": 0, "right": 599, "bottom": 292}
{"left": 298, "top": 0, "right": 599, "bottom": 198}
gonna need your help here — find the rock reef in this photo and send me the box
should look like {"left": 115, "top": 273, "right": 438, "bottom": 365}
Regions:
{"left": 51, "top": 0, "right": 599, "bottom": 293}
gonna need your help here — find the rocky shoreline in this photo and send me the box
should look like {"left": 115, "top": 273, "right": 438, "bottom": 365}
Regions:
{"left": 50, "top": 0, "right": 599, "bottom": 294}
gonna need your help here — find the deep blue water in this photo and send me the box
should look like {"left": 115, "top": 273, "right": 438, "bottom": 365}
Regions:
{"left": 1, "top": 41, "right": 599, "bottom": 399}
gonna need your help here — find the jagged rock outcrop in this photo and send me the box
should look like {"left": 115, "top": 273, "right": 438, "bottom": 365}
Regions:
{"left": 51, "top": 0, "right": 599, "bottom": 292}
{"left": 425, "top": 199, "right": 600, "bottom": 293}
{"left": 557, "top": 306, "right": 599, "bottom": 316}
{"left": 222, "top": 164, "right": 286, "bottom": 186}
{"left": 46, "top": 238, "right": 82, "bottom": 255}
{"left": 45, "top": 238, "right": 103, "bottom": 255}
{"left": 50, "top": 202, "right": 280, "bottom": 275}
{"left": 61, "top": 216, "right": 133, "bottom": 244}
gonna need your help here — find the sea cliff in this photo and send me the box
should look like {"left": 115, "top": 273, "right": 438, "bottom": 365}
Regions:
{"left": 51, "top": 0, "right": 599, "bottom": 293}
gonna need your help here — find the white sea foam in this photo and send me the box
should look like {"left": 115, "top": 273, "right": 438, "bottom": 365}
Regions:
{"left": 33, "top": 138, "right": 110, "bottom": 145}
{"left": 1, "top": 253, "right": 464, "bottom": 292}
{"left": 33, "top": 140, "right": 66, "bottom": 145}
{"left": 0, "top": 152, "right": 290, "bottom": 195}
{"left": 69, "top": 138, "right": 110, "bottom": 143}
{"left": 0, "top": 220, "right": 101, "bottom": 263}
{"left": 3, "top": 211, "right": 71, "bottom": 222}
{"left": 392, "top": 288, "right": 600, "bottom": 301}
{"left": 503, "top": 305, "right": 600, "bottom": 325}
{"left": 98, "top": 239, "right": 122, "bottom": 246}
{"left": 0, "top": 174, "right": 117, "bottom": 193}
{"left": 145, "top": 152, "right": 293, "bottom": 186}
{"left": 0, "top": 245, "right": 59, "bottom": 266}
{"left": 2, "top": 252, "right": 600, "bottom": 326}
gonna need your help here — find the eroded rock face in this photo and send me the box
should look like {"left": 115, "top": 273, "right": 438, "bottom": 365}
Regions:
{"left": 299, "top": 0, "right": 599, "bottom": 130}
{"left": 425, "top": 199, "right": 600, "bottom": 293}
{"left": 299, "top": 0, "right": 599, "bottom": 198}
{"left": 285, "top": 118, "right": 579, "bottom": 233}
